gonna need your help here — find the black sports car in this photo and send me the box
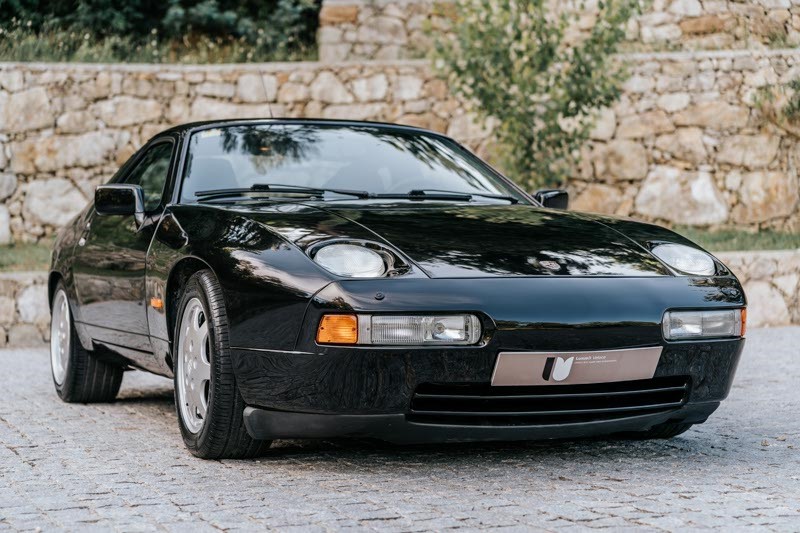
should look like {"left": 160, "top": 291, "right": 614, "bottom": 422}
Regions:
{"left": 49, "top": 119, "right": 746, "bottom": 459}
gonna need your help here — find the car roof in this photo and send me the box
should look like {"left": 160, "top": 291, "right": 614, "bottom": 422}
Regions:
{"left": 153, "top": 118, "right": 448, "bottom": 140}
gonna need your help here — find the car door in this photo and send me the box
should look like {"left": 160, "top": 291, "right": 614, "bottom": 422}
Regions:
{"left": 72, "top": 139, "right": 175, "bottom": 360}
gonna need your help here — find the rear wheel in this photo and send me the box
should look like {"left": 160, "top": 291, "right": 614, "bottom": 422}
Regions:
{"left": 50, "top": 283, "right": 123, "bottom": 403}
{"left": 173, "top": 270, "right": 271, "bottom": 459}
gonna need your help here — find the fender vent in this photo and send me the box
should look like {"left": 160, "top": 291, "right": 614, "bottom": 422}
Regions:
{"left": 408, "top": 376, "right": 690, "bottom": 426}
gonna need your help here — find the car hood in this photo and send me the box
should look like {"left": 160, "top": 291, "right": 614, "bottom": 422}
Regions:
{"left": 260, "top": 203, "right": 671, "bottom": 278}
{"left": 320, "top": 204, "right": 671, "bottom": 277}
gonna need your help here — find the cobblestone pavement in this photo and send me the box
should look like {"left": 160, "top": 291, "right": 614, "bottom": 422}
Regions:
{"left": 1, "top": 328, "right": 799, "bottom": 531}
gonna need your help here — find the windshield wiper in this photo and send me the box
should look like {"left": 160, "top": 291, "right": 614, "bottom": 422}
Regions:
{"left": 372, "top": 189, "right": 518, "bottom": 203}
{"left": 371, "top": 190, "right": 473, "bottom": 202}
{"left": 406, "top": 189, "right": 519, "bottom": 204}
{"left": 195, "top": 183, "right": 372, "bottom": 202}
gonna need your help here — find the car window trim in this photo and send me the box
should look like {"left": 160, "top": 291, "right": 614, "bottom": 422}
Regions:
{"left": 172, "top": 130, "right": 192, "bottom": 206}
{"left": 119, "top": 137, "right": 177, "bottom": 215}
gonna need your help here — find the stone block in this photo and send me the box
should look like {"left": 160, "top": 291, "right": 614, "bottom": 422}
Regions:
{"left": 593, "top": 140, "right": 649, "bottom": 182}
{"left": 635, "top": 166, "right": 729, "bottom": 224}
{"left": 8, "top": 323, "right": 43, "bottom": 346}
{"left": 571, "top": 184, "right": 623, "bottom": 214}
{"left": 732, "top": 171, "right": 799, "bottom": 224}
{"left": 320, "top": 5, "right": 359, "bottom": 24}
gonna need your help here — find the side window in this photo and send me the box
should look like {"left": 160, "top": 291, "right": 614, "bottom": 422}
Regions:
{"left": 124, "top": 142, "right": 173, "bottom": 212}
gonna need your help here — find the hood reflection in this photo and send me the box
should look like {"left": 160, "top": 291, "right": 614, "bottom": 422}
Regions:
{"left": 324, "top": 204, "right": 668, "bottom": 278}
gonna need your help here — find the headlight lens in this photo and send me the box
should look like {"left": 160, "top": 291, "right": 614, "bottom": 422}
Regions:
{"left": 663, "top": 309, "right": 745, "bottom": 340}
{"left": 369, "top": 315, "right": 481, "bottom": 345}
{"left": 316, "top": 314, "right": 482, "bottom": 345}
{"left": 313, "top": 243, "right": 386, "bottom": 278}
{"left": 651, "top": 243, "right": 716, "bottom": 276}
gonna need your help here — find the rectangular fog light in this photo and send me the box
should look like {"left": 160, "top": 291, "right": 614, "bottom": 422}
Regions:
{"left": 663, "top": 309, "right": 745, "bottom": 340}
{"left": 318, "top": 314, "right": 482, "bottom": 345}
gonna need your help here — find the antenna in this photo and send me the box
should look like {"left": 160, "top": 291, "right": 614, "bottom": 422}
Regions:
{"left": 258, "top": 70, "right": 274, "bottom": 119}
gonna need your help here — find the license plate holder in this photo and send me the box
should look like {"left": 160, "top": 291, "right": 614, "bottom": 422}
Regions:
{"left": 491, "top": 347, "right": 663, "bottom": 386}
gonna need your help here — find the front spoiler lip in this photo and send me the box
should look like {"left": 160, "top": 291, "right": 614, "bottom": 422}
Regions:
{"left": 243, "top": 402, "right": 719, "bottom": 444}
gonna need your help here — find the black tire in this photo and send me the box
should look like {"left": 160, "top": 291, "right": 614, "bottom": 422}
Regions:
{"left": 51, "top": 282, "right": 123, "bottom": 403}
{"left": 173, "top": 270, "right": 271, "bottom": 459}
{"left": 620, "top": 422, "right": 694, "bottom": 440}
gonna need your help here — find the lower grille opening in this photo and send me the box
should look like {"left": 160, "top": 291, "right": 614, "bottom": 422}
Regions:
{"left": 408, "top": 376, "right": 690, "bottom": 426}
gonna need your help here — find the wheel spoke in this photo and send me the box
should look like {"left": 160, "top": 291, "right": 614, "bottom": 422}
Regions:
{"left": 194, "top": 380, "right": 208, "bottom": 417}
{"left": 187, "top": 384, "right": 200, "bottom": 418}
{"left": 197, "top": 390, "right": 208, "bottom": 417}
{"left": 196, "top": 358, "right": 211, "bottom": 383}
{"left": 197, "top": 322, "right": 209, "bottom": 352}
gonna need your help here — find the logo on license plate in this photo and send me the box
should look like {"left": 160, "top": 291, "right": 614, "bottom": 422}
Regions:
{"left": 542, "top": 356, "right": 575, "bottom": 381}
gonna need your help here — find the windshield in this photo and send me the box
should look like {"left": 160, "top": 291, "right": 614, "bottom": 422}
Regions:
{"left": 180, "top": 124, "right": 527, "bottom": 203}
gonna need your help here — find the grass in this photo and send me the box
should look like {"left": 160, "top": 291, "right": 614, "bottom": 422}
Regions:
{"left": 0, "top": 241, "right": 52, "bottom": 272}
{"left": 0, "top": 229, "right": 798, "bottom": 272}
{"left": 0, "top": 25, "right": 315, "bottom": 64}
{"left": 675, "top": 227, "right": 800, "bottom": 252}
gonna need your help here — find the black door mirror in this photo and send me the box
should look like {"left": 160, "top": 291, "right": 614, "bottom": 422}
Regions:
{"left": 533, "top": 189, "right": 569, "bottom": 210}
{"left": 95, "top": 184, "right": 145, "bottom": 224}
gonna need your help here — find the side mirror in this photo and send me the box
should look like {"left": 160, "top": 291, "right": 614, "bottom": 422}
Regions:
{"left": 533, "top": 189, "right": 569, "bottom": 210}
{"left": 95, "top": 184, "right": 145, "bottom": 224}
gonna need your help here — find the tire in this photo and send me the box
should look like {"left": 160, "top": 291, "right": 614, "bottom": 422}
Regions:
{"left": 50, "top": 282, "right": 124, "bottom": 403}
{"left": 620, "top": 422, "right": 694, "bottom": 440}
{"left": 173, "top": 270, "right": 271, "bottom": 459}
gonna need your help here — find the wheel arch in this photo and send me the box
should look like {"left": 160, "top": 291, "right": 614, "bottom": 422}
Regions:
{"left": 165, "top": 256, "right": 217, "bottom": 345}
{"left": 48, "top": 271, "right": 63, "bottom": 308}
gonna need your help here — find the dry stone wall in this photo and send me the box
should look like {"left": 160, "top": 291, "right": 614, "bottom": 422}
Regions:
{"left": 318, "top": 0, "right": 800, "bottom": 62}
{"left": 1, "top": 50, "right": 799, "bottom": 243}
{"left": 573, "top": 49, "right": 800, "bottom": 232}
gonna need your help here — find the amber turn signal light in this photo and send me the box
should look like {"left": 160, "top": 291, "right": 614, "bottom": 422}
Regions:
{"left": 741, "top": 307, "right": 747, "bottom": 337}
{"left": 316, "top": 314, "right": 358, "bottom": 344}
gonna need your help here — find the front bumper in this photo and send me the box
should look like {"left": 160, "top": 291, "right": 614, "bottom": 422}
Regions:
{"left": 233, "top": 338, "right": 743, "bottom": 442}
{"left": 231, "top": 276, "right": 745, "bottom": 442}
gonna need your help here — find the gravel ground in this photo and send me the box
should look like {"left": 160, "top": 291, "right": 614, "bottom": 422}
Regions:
{"left": 1, "top": 327, "right": 799, "bottom": 531}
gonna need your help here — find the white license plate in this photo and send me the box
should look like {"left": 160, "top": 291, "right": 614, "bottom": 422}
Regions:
{"left": 491, "top": 347, "right": 663, "bottom": 386}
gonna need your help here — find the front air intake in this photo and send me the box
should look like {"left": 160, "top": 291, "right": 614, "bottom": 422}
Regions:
{"left": 408, "top": 376, "right": 690, "bottom": 426}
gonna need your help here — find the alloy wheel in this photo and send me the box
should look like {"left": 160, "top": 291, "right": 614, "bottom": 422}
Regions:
{"left": 176, "top": 298, "right": 212, "bottom": 434}
{"left": 50, "top": 289, "right": 71, "bottom": 386}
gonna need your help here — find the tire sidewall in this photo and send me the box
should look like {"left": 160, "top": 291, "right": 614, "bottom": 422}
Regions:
{"left": 51, "top": 283, "right": 75, "bottom": 400}
{"left": 173, "top": 274, "right": 221, "bottom": 452}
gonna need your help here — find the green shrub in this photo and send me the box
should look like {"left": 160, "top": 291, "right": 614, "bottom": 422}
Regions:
{"left": 0, "top": 0, "right": 320, "bottom": 62}
{"left": 433, "top": 0, "right": 639, "bottom": 190}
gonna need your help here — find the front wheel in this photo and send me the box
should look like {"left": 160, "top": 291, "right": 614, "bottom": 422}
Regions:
{"left": 50, "top": 283, "right": 123, "bottom": 403}
{"left": 173, "top": 270, "right": 271, "bottom": 459}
